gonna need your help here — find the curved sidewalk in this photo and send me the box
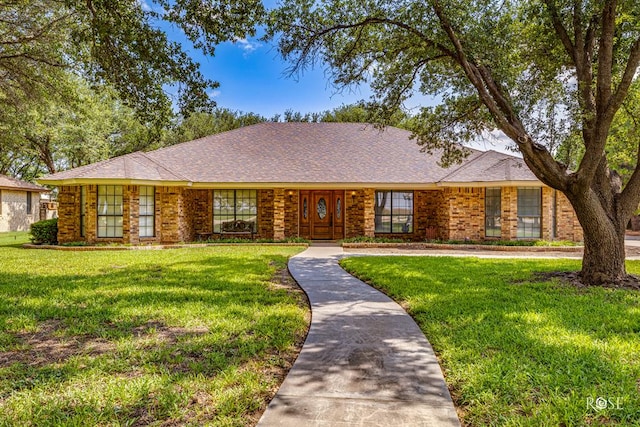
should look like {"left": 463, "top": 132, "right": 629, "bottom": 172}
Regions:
{"left": 258, "top": 245, "right": 460, "bottom": 426}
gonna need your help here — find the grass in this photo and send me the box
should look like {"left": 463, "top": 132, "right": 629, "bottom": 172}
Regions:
{"left": 0, "top": 232, "right": 309, "bottom": 426}
{"left": 340, "top": 256, "right": 640, "bottom": 426}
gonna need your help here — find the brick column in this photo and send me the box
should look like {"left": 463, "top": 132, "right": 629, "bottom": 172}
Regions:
{"left": 541, "top": 187, "right": 554, "bottom": 240}
{"left": 363, "top": 188, "right": 375, "bottom": 237}
{"left": 502, "top": 187, "right": 518, "bottom": 239}
{"left": 56, "top": 185, "right": 81, "bottom": 243}
{"left": 273, "top": 188, "right": 286, "bottom": 240}
{"left": 123, "top": 186, "right": 140, "bottom": 245}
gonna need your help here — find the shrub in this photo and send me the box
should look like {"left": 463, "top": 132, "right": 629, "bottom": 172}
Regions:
{"left": 30, "top": 219, "right": 58, "bottom": 245}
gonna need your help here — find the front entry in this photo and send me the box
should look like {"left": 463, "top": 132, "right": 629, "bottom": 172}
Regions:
{"left": 300, "top": 190, "right": 345, "bottom": 239}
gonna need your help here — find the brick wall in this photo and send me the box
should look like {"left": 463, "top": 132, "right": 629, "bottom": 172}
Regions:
{"left": 555, "top": 191, "right": 583, "bottom": 241}
{"left": 258, "top": 189, "right": 275, "bottom": 239}
{"left": 284, "top": 189, "right": 299, "bottom": 238}
{"left": 57, "top": 186, "right": 81, "bottom": 243}
{"left": 345, "top": 189, "right": 365, "bottom": 238}
{"left": 444, "top": 187, "right": 485, "bottom": 240}
{"left": 56, "top": 184, "right": 584, "bottom": 244}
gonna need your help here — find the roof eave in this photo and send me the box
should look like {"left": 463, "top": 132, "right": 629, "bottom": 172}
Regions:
{"left": 37, "top": 178, "right": 193, "bottom": 187}
{"left": 437, "top": 180, "right": 543, "bottom": 187}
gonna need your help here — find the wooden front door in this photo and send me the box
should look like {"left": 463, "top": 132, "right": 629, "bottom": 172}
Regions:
{"left": 302, "top": 190, "right": 345, "bottom": 240}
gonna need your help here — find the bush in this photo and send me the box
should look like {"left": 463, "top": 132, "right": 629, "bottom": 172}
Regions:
{"left": 30, "top": 219, "right": 58, "bottom": 245}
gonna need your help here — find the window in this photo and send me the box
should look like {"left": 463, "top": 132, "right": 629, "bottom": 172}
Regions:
{"left": 485, "top": 188, "right": 501, "bottom": 237}
{"left": 374, "top": 191, "right": 413, "bottom": 233}
{"left": 139, "top": 186, "right": 155, "bottom": 237}
{"left": 517, "top": 187, "right": 542, "bottom": 238}
{"left": 26, "top": 192, "right": 32, "bottom": 214}
{"left": 213, "top": 190, "right": 257, "bottom": 233}
{"left": 80, "top": 186, "right": 86, "bottom": 237}
{"left": 97, "top": 185, "right": 123, "bottom": 238}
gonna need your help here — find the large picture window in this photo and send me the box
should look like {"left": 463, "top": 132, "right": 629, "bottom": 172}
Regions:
{"left": 97, "top": 185, "right": 123, "bottom": 238}
{"left": 374, "top": 191, "right": 413, "bottom": 233}
{"left": 213, "top": 190, "right": 257, "bottom": 233}
{"left": 485, "top": 188, "right": 501, "bottom": 237}
{"left": 139, "top": 186, "right": 155, "bottom": 237}
{"left": 517, "top": 187, "right": 542, "bottom": 238}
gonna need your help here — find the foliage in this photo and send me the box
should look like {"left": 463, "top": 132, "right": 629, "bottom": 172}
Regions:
{"left": 426, "top": 239, "right": 581, "bottom": 247}
{"left": 0, "top": 241, "right": 308, "bottom": 425}
{"left": 268, "top": 0, "right": 640, "bottom": 285}
{"left": 0, "top": 0, "right": 265, "bottom": 130}
{"left": 29, "top": 219, "right": 58, "bottom": 245}
{"left": 340, "top": 236, "right": 409, "bottom": 243}
{"left": 341, "top": 256, "right": 640, "bottom": 426}
{"left": 165, "top": 109, "right": 267, "bottom": 146}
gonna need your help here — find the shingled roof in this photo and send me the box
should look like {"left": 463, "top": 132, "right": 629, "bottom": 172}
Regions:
{"left": 0, "top": 174, "right": 49, "bottom": 192}
{"left": 38, "top": 122, "right": 539, "bottom": 187}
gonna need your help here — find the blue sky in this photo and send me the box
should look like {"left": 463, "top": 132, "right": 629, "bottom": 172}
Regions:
{"left": 192, "top": 37, "right": 372, "bottom": 118}
{"left": 156, "top": 2, "right": 516, "bottom": 154}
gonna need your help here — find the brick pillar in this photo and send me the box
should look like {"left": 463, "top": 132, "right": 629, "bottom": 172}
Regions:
{"left": 273, "top": 188, "right": 285, "bottom": 240}
{"left": 123, "top": 186, "right": 140, "bottom": 245}
{"left": 502, "top": 187, "right": 518, "bottom": 239}
{"left": 56, "top": 185, "right": 81, "bottom": 243}
{"left": 363, "top": 188, "right": 375, "bottom": 237}
{"left": 284, "top": 189, "right": 299, "bottom": 238}
{"left": 85, "top": 185, "right": 97, "bottom": 243}
{"left": 541, "top": 187, "right": 554, "bottom": 240}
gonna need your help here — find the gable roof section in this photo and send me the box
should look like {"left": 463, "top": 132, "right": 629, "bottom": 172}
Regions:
{"left": 39, "top": 152, "right": 190, "bottom": 185}
{"left": 438, "top": 150, "right": 538, "bottom": 185}
{"left": 38, "top": 123, "right": 540, "bottom": 187}
{"left": 0, "top": 174, "right": 49, "bottom": 192}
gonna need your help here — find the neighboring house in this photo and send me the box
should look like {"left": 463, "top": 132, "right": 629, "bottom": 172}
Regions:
{"left": 38, "top": 123, "right": 583, "bottom": 244}
{"left": 0, "top": 174, "right": 50, "bottom": 232}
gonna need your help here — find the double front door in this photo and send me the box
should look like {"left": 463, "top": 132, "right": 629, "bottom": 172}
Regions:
{"left": 299, "top": 190, "right": 345, "bottom": 240}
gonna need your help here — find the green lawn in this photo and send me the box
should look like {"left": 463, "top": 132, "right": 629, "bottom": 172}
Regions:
{"left": 0, "top": 232, "right": 308, "bottom": 426}
{"left": 340, "top": 256, "right": 640, "bottom": 426}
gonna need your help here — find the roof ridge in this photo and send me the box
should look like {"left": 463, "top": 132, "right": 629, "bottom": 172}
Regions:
{"left": 134, "top": 151, "right": 191, "bottom": 181}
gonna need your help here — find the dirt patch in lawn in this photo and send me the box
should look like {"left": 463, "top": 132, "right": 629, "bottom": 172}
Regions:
{"left": 0, "top": 319, "right": 116, "bottom": 367}
{"left": 533, "top": 271, "right": 640, "bottom": 291}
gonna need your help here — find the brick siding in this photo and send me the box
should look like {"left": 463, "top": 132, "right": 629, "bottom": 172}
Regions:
{"left": 56, "top": 184, "right": 584, "bottom": 244}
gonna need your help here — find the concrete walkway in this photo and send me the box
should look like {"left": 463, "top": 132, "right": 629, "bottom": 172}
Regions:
{"left": 257, "top": 245, "right": 460, "bottom": 427}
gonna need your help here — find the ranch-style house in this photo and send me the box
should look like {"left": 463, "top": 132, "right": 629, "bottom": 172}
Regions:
{"left": 38, "top": 123, "right": 583, "bottom": 244}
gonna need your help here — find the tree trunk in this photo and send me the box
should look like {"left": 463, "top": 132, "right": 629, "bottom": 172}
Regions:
{"left": 568, "top": 190, "right": 629, "bottom": 285}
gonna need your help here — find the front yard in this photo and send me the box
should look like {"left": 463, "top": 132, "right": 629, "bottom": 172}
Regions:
{"left": 0, "top": 232, "right": 308, "bottom": 426}
{"left": 340, "top": 256, "right": 640, "bottom": 426}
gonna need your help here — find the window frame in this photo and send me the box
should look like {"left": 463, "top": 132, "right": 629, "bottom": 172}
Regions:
{"left": 26, "top": 192, "right": 32, "bottom": 215}
{"left": 80, "top": 186, "right": 86, "bottom": 237}
{"left": 139, "top": 186, "right": 155, "bottom": 238}
{"left": 213, "top": 189, "right": 258, "bottom": 233}
{"left": 374, "top": 190, "right": 414, "bottom": 234}
{"left": 517, "top": 187, "right": 542, "bottom": 239}
{"left": 97, "top": 185, "right": 123, "bottom": 238}
{"left": 485, "top": 187, "right": 502, "bottom": 238}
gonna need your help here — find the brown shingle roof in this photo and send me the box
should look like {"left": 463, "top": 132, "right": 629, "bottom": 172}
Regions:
{"left": 0, "top": 174, "right": 49, "bottom": 192}
{"left": 38, "top": 123, "right": 540, "bottom": 186}
{"left": 439, "top": 150, "right": 537, "bottom": 183}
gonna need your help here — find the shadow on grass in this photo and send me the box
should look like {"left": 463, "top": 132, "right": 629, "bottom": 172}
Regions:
{"left": 0, "top": 250, "right": 308, "bottom": 425}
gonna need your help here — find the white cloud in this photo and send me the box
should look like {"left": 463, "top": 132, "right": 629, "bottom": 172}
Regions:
{"left": 208, "top": 90, "right": 221, "bottom": 99}
{"left": 138, "top": 0, "right": 152, "bottom": 12}
{"left": 233, "top": 37, "right": 262, "bottom": 54}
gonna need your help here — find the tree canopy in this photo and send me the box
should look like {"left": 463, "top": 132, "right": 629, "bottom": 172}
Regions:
{"left": 269, "top": 0, "right": 640, "bottom": 286}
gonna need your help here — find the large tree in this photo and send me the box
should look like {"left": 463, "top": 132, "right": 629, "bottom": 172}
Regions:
{"left": 269, "top": 0, "right": 640, "bottom": 286}
{"left": 0, "top": 0, "right": 264, "bottom": 126}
